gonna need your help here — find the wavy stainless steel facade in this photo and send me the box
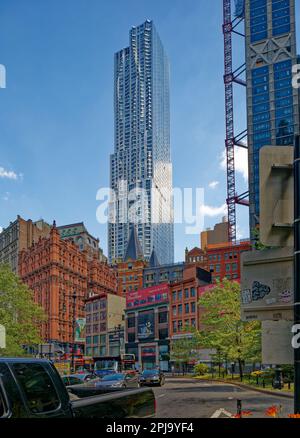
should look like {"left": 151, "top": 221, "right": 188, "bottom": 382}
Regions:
{"left": 109, "top": 20, "right": 174, "bottom": 264}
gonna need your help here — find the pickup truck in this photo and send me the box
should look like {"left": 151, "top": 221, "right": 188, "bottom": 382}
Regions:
{"left": 0, "top": 358, "right": 156, "bottom": 418}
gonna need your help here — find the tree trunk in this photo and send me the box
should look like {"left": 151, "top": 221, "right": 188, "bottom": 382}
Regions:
{"left": 238, "top": 358, "right": 243, "bottom": 382}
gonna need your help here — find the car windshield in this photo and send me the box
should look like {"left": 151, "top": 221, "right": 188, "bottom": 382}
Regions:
{"left": 102, "top": 373, "right": 124, "bottom": 381}
{"left": 142, "top": 370, "right": 159, "bottom": 376}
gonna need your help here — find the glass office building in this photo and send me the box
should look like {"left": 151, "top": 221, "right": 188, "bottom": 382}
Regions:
{"left": 109, "top": 20, "right": 174, "bottom": 264}
{"left": 245, "top": 0, "right": 299, "bottom": 235}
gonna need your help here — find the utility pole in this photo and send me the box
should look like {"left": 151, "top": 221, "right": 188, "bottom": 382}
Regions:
{"left": 70, "top": 291, "right": 77, "bottom": 374}
{"left": 294, "top": 134, "right": 300, "bottom": 413}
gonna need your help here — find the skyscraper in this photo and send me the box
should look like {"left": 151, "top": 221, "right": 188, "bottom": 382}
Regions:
{"left": 109, "top": 20, "right": 174, "bottom": 264}
{"left": 245, "top": 0, "right": 299, "bottom": 235}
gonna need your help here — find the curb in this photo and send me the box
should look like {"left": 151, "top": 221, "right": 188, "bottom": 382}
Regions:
{"left": 196, "top": 378, "right": 294, "bottom": 399}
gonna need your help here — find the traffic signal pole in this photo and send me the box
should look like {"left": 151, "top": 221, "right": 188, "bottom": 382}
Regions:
{"left": 294, "top": 134, "right": 300, "bottom": 413}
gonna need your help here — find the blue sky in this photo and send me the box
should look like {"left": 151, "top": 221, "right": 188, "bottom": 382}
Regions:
{"left": 0, "top": 0, "right": 299, "bottom": 262}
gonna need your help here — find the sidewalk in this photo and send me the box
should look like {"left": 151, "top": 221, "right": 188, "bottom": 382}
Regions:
{"left": 194, "top": 376, "right": 294, "bottom": 399}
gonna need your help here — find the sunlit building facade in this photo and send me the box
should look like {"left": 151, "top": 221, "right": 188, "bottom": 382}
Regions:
{"left": 109, "top": 20, "right": 174, "bottom": 265}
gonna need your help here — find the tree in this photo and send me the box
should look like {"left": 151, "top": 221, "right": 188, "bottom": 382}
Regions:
{"left": 0, "top": 264, "right": 46, "bottom": 356}
{"left": 170, "top": 336, "right": 198, "bottom": 374}
{"left": 196, "top": 279, "right": 261, "bottom": 381}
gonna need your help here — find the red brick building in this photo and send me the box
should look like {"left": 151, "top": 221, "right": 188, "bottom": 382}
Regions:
{"left": 88, "top": 256, "right": 117, "bottom": 296}
{"left": 19, "top": 222, "right": 87, "bottom": 350}
{"left": 114, "top": 227, "right": 148, "bottom": 296}
{"left": 169, "top": 265, "right": 211, "bottom": 338}
{"left": 19, "top": 221, "right": 117, "bottom": 351}
{"left": 185, "top": 247, "right": 208, "bottom": 269}
{"left": 206, "top": 240, "right": 251, "bottom": 283}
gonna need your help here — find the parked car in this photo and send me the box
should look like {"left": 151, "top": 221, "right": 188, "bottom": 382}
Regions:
{"left": 0, "top": 358, "right": 155, "bottom": 418}
{"left": 140, "top": 369, "right": 165, "bottom": 386}
{"left": 68, "top": 372, "right": 140, "bottom": 398}
{"left": 62, "top": 373, "right": 98, "bottom": 386}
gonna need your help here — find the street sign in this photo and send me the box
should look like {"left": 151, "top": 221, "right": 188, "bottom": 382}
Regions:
{"left": 0, "top": 325, "right": 6, "bottom": 349}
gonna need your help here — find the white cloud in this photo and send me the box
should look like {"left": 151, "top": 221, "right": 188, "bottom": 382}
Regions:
{"left": 220, "top": 147, "right": 248, "bottom": 181}
{"left": 0, "top": 227, "right": 2, "bottom": 233}
{"left": 0, "top": 166, "right": 18, "bottom": 180}
{"left": 200, "top": 203, "right": 227, "bottom": 218}
{"left": 208, "top": 181, "right": 219, "bottom": 189}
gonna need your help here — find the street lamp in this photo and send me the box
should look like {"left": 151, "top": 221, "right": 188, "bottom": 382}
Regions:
{"left": 114, "top": 324, "right": 122, "bottom": 356}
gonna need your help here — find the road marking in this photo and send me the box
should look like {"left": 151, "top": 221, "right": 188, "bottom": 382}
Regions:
{"left": 211, "top": 408, "right": 233, "bottom": 418}
{"left": 157, "top": 394, "right": 166, "bottom": 398}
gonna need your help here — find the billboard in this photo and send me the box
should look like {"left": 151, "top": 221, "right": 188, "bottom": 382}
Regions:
{"left": 138, "top": 311, "right": 155, "bottom": 340}
{"left": 126, "top": 283, "right": 169, "bottom": 310}
{"left": 75, "top": 318, "right": 86, "bottom": 342}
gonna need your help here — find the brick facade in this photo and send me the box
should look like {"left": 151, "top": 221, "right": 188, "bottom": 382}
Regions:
{"left": 0, "top": 216, "right": 51, "bottom": 273}
{"left": 18, "top": 222, "right": 117, "bottom": 350}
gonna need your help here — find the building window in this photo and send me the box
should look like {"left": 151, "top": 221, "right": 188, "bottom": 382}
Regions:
{"left": 178, "top": 320, "right": 183, "bottom": 331}
{"left": 184, "top": 289, "right": 189, "bottom": 299}
{"left": 172, "top": 306, "right": 177, "bottom": 317}
{"left": 190, "top": 287, "right": 195, "bottom": 297}
{"left": 178, "top": 304, "right": 182, "bottom": 315}
{"left": 191, "top": 318, "right": 196, "bottom": 328}
{"left": 127, "top": 316, "right": 135, "bottom": 328}
{"left": 99, "top": 346, "right": 106, "bottom": 356}
{"left": 178, "top": 290, "right": 182, "bottom": 300}
{"left": 158, "top": 311, "right": 168, "bottom": 324}
{"left": 191, "top": 302, "right": 196, "bottom": 313}
{"left": 172, "top": 321, "right": 177, "bottom": 333}
{"left": 172, "top": 291, "right": 176, "bottom": 301}
{"left": 185, "top": 303, "right": 189, "bottom": 314}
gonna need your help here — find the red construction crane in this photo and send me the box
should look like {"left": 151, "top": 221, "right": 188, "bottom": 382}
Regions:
{"left": 223, "top": 0, "right": 249, "bottom": 243}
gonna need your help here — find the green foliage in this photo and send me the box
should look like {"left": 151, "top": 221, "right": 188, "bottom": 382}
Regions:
{"left": 0, "top": 264, "right": 46, "bottom": 356}
{"left": 251, "top": 228, "right": 270, "bottom": 250}
{"left": 196, "top": 279, "right": 261, "bottom": 378}
{"left": 194, "top": 363, "right": 209, "bottom": 376}
{"left": 170, "top": 337, "right": 197, "bottom": 365}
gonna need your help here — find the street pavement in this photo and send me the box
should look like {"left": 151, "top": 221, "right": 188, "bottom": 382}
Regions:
{"left": 153, "top": 377, "right": 294, "bottom": 418}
